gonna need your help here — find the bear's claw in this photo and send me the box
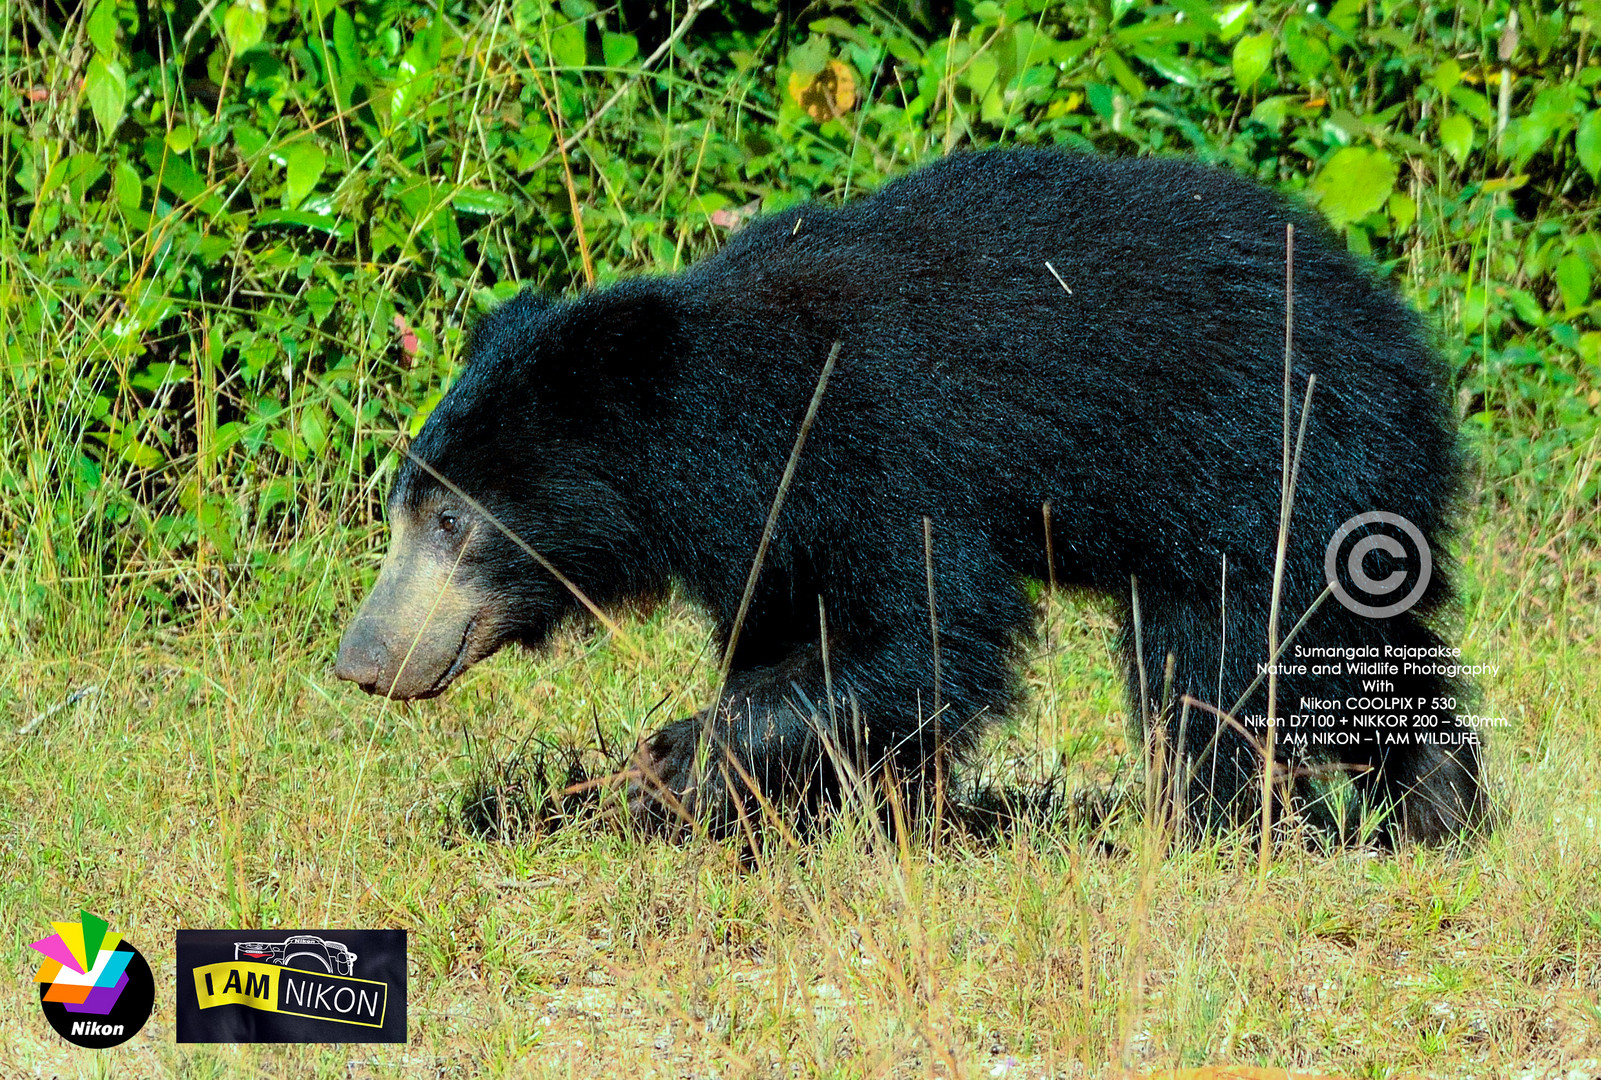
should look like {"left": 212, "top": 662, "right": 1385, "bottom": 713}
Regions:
{"left": 626, "top": 719, "right": 709, "bottom": 833}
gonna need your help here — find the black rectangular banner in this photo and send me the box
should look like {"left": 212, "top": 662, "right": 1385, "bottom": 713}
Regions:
{"left": 176, "top": 929, "right": 406, "bottom": 1043}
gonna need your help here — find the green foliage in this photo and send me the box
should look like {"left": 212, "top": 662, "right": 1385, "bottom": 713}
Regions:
{"left": 1, "top": 0, "right": 1597, "bottom": 632}
{"left": 1309, "top": 146, "right": 1399, "bottom": 228}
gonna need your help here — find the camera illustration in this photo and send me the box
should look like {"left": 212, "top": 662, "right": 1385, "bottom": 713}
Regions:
{"left": 234, "top": 935, "right": 358, "bottom": 977}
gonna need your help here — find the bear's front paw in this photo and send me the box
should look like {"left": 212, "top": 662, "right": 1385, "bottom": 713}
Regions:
{"left": 627, "top": 718, "right": 720, "bottom": 834}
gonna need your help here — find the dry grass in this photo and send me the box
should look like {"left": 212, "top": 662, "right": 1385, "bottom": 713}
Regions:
{"left": 1, "top": 507, "right": 1599, "bottom": 1079}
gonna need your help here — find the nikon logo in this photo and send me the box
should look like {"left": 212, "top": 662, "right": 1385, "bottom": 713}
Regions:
{"left": 177, "top": 928, "right": 406, "bottom": 1043}
{"left": 32, "top": 911, "right": 155, "bottom": 1049}
{"left": 191, "top": 961, "right": 389, "bottom": 1029}
{"left": 284, "top": 977, "right": 383, "bottom": 1023}
{"left": 208, "top": 966, "right": 270, "bottom": 1000}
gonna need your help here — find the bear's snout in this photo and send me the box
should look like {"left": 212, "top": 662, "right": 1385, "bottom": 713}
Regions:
{"left": 333, "top": 602, "right": 480, "bottom": 700}
{"left": 333, "top": 625, "right": 385, "bottom": 693}
{"left": 334, "top": 615, "right": 424, "bottom": 697}
{"left": 335, "top": 520, "right": 495, "bottom": 699}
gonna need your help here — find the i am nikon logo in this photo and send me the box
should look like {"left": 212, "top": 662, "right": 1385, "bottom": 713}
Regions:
{"left": 194, "top": 955, "right": 385, "bottom": 1025}
{"left": 177, "top": 930, "right": 406, "bottom": 1043}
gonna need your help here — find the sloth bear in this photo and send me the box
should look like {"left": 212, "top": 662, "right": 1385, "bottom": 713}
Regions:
{"left": 336, "top": 149, "right": 1483, "bottom": 845}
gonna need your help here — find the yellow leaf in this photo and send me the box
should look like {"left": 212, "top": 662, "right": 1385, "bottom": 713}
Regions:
{"left": 1481, "top": 173, "right": 1530, "bottom": 192}
{"left": 787, "top": 59, "right": 857, "bottom": 123}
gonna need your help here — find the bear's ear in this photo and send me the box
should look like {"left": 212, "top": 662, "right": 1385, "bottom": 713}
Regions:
{"left": 462, "top": 289, "right": 557, "bottom": 373}
{"left": 543, "top": 280, "right": 678, "bottom": 393}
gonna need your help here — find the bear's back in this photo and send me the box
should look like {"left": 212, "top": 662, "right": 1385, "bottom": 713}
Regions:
{"left": 693, "top": 150, "right": 1332, "bottom": 306}
{"left": 676, "top": 151, "right": 1433, "bottom": 420}
{"left": 663, "top": 149, "right": 1456, "bottom": 585}
{"left": 680, "top": 150, "right": 1411, "bottom": 378}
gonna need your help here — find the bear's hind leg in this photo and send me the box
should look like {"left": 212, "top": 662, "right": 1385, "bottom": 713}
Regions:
{"left": 1348, "top": 614, "right": 1484, "bottom": 845}
{"left": 1271, "top": 605, "right": 1485, "bottom": 846}
{"left": 1365, "top": 736, "right": 1483, "bottom": 844}
{"left": 1123, "top": 587, "right": 1268, "bottom": 837}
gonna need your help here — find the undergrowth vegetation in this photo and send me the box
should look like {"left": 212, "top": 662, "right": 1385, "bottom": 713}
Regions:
{"left": 4, "top": 0, "right": 1600, "bottom": 631}
{"left": 3, "top": 0, "right": 1600, "bottom": 1076}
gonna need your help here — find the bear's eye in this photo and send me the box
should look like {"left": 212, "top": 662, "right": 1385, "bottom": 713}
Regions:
{"left": 437, "top": 510, "right": 459, "bottom": 535}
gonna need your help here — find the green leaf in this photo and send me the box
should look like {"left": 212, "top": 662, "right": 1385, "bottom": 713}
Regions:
{"left": 1480, "top": 173, "right": 1529, "bottom": 192}
{"left": 195, "top": 235, "right": 232, "bottom": 265}
{"left": 84, "top": 55, "right": 127, "bottom": 136}
{"left": 960, "top": 52, "right": 999, "bottom": 97}
{"left": 1216, "top": 2, "right": 1255, "bottom": 41}
{"left": 332, "top": 9, "right": 360, "bottom": 79}
{"left": 1448, "top": 86, "right": 1492, "bottom": 126}
{"left": 325, "top": 387, "right": 360, "bottom": 428}
{"left": 1136, "top": 49, "right": 1201, "bottom": 87}
{"left": 223, "top": 0, "right": 266, "bottom": 55}
{"left": 66, "top": 154, "right": 106, "bottom": 202}
{"left": 87, "top": 0, "right": 120, "bottom": 57}
{"left": 788, "top": 36, "right": 830, "bottom": 80}
{"left": 1282, "top": 19, "right": 1331, "bottom": 79}
{"left": 453, "top": 187, "right": 513, "bottom": 215}
{"left": 43, "top": 153, "right": 104, "bottom": 201}
{"left": 142, "top": 139, "right": 222, "bottom": 213}
{"left": 1085, "top": 81, "right": 1115, "bottom": 121}
{"left": 691, "top": 192, "right": 730, "bottom": 216}
{"left": 307, "top": 287, "right": 337, "bottom": 323}
{"left": 269, "top": 428, "right": 307, "bottom": 464}
{"left": 1249, "top": 94, "right": 1293, "bottom": 131}
{"left": 1328, "top": 0, "right": 1363, "bottom": 34}
{"left": 1439, "top": 113, "right": 1474, "bottom": 165}
{"left": 1430, "top": 59, "right": 1462, "bottom": 95}
{"left": 1309, "top": 146, "right": 1397, "bottom": 229}
{"left": 1578, "top": 331, "right": 1601, "bottom": 368}
{"left": 1101, "top": 49, "right": 1147, "bottom": 99}
{"left": 408, "top": 389, "right": 444, "bottom": 437}
{"left": 1461, "top": 285, "right": 1487, "bottom": 333}
{"left": 201, "top": 422, "right": 241, "bottom": 470}
{"left": 1577, "top": 110, "right": 1601, "bottom": 179}
{"left": 1507, "top": 288, "right": 1546, "bottom": 327}
{"left": 233, "top": 123, "right": 268, "bottom": 159}
{"left": 101, "top": 428, "right": 166, "bottom": 470}
{"left": 390, "top": 80, "right": 418, "bottom": 124}
{"left": 35, "top": 156, "right": 66, "bottom": 201}
{"left": 196, "top": 500, "right": 236, "bottom": 560}
{"left": 964, "top": 53, "right": 1000, "bottom": 97}
{"left": 75, "top": 454, "right": 103, "bottom": 492}
{"left": 122, "top": 440, "right": 167, "bottom": 470}
{"left": 251, "top": 209, "right": 352, "bottom": 238}
{"left": 809, "top": 16, "right": 866, "bottom": 42}
{"left": 392, "top": 20, "right": 442, "bottom": 122}
{"left": 602, "top": 31, "right": 639, "bottom": 68}
{"left": 1388, "top": 191, "right": 1416, "bottom": 233}
{"left": 113, "top": 161, "right": 141, "bottom": 208}
{"left": 300, "top": 403, "right": 329, "bottom": 455}
{"left": 281, "top": 142, "right": 325, "bottom": 210}
{"left": 1556, "top": 253, "right": 1592, "bottom": 311}
{"left": 407, "top": 20, "right": 443, "bottom": 78}
{"left": 1232, "top": 34, "right": 1273, "bottom": 91}
{"left": 1506, "top": 114, "right": 1556, "bottom": 169}
{"left": 549, "top": 21, "right": 587, "bottom": 69}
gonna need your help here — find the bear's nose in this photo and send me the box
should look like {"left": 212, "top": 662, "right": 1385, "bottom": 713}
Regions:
{"left": 334, "top": 631, "right": 383, "bottom": 692}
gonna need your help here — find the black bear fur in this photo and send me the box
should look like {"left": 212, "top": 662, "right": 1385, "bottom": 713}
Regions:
{"left": 388, "top": 149, "right": 1483, "bottom": 844}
